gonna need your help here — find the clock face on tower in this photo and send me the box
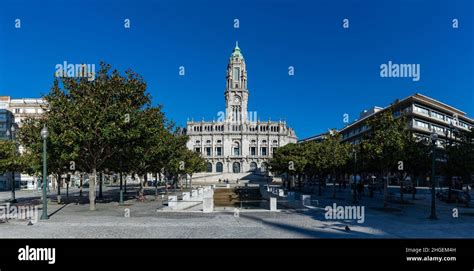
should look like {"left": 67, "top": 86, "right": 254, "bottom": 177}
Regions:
{"left": 234, "top": 95, "right": 241, "bottom": 103}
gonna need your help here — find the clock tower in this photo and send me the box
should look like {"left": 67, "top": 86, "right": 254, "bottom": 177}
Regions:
{"left": 225, "top": 42, "right": 249, "bottom": 123}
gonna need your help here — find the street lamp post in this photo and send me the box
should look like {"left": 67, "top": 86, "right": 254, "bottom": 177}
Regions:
{"left": 352, "top": 146, "right": 357, "bottom": 203}
{"left": 429, "top": 131, "right": 438, "bottom": 220}
{"left": 40, "top": 125, "right": 49, "bottom": 220}
{"left": 119, "top": 160, "right": 124, "bottom": 205}
{"left": 6, "top": 127, "right": 17, "bottom": 203}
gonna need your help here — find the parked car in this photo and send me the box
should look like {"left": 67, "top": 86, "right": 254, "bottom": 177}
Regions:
{"left": 437, "top": 189, "right": 471, "bottom": 205}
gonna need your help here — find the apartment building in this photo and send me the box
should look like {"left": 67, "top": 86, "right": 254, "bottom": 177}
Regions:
{"left": 0, "top": 96, "right": 46, "bottom": 190}
{"left": 339, "top": 93, "right": 474, "bottom": 146}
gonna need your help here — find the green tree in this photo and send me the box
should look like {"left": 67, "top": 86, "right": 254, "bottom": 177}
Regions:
{"left": 365, "top": 111, "right": 407, "bottom": 208}
{"left": 268, "top": 143, "right": 307, "bottom": 190}
{"left": 0, "top": 140, "right": 31, "bottom": 195}
{"left": 323, "top": 133, "right": 351, "bottom": 198}
{"left": 403, "top": 135, "right": 430, "bottom": 200}
{"left": 43, "top": 63, "right": 151, "bottom": 210}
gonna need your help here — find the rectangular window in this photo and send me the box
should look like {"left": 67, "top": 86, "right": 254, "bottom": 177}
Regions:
{"left": 432, "top": 125, "right": 444, "bottom": 133}
{"left": 250, "top": 147, "right": 256, "bottom": 156}
{"left": 216, "top": 147, "right": 222, "bottom": 156}
{"left": 195, "top": 148, "right": 200, "bottom": 153}
{"left": 261, "top": 147, "right": 267, "bottom": 156}
{"left": 206, "top": 147, "right": 211, "bottom": 156}
{"left": 415, "top": 120, "right": 429, "bottom": 129}
{"left": 414, "top": 105, "right": 429, "bottom": 115}
{"left": 431, "top": 111, "right": 444, "bottom": 120}
{"left": 233, "top": 67, "right": 240, "bottom": 82}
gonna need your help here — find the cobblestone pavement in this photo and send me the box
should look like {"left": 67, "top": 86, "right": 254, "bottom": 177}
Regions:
{"left": 1, "top": 185, "right": 473, "bottom": 238}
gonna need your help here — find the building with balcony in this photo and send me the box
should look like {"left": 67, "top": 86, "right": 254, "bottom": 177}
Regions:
{"left": 0, "top": 96, "right": 46, "bottom": 190}
{"left": 339, "top": 93, "right": 474, "bottom": 146}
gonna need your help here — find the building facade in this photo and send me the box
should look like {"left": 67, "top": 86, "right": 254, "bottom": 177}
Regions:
{"left": 0, "top": 96, "right": 46, "bottom": 190}
{"left": 186, "top": 43, "right": 297, "bottom": 174}
{"left": 339, "top": 93, "right": 474, "bottom": 146}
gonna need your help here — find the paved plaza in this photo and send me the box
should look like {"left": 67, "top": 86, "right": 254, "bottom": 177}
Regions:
{"left": 0, "top": 185, "right": 473, "bottom": 239}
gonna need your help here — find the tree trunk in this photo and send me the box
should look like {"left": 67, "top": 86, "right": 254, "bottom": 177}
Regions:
{"left": 155, "top": 172, "right": 159, "bottom": 197}
{"left": 465, "top": 182, "right": 470, "bottom": 207}
{"left": 52, "top": 174, "right": 57, "bottom": 193}
{"left": 66, "top": 174, "right": 70, "bottom": 198}
{"left": 383, "top": 173, "right": 388, "bottom": 208}
{"left": 57, "top": 174, "right": 61, "bottom": 195}
{"left": 124, "top": 177, "right": 127, "bottom": 193}
{"left": 338, "top": 173, "right": 342, "bottom": 192}
{"left": 318, "top": 176, "right": 322, "bottom": 196}
{"left": 89, "top": 169, "right": 97, "bottom": 211}
{"left": 400, "top": 175, "right": 404, "bottom": 203}
{"left": 80, "top": 174, "right": 83, "bottom": 197}
{"left": 189, "top": 174, "right": 193, "bottom": 191}
{"left": 332, "top": 172, "right": 337, "bottom": 198}
{"left": 120, "top": 172, "right": 123, "bottom": 190}
{"left": 99, "top": 172, "right": 103, "bottom": 199}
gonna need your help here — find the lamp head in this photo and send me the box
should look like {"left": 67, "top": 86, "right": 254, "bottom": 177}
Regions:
{"left": 40, "top": 126, "right": 49, "bottom": 140}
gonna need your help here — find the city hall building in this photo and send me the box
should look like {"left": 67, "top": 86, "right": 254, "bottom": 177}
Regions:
{"left": 186, "top": 43, "right": 297, "bottom": 174}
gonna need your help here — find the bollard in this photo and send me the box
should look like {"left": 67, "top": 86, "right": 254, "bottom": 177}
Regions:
{"left": 182, "top": 192, "right": 190, "bottom": 201}
{"left": 168, "top": 195, "right": 178, "bottom": 208}
{"left": 301, "top": 195, "right": 311, "bottom": 207}
{"left": 278, "top": 189, "right": 285, "bottom": 197}
{"left": 270, "top": 197, "right": 277, "bottom": 212}
{"left": 203, "top": 197, "right": 214, "bottom": 213}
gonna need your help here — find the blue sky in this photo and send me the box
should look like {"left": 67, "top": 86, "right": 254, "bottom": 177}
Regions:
{"left": 0, "top": 0, "right": 472, "bottom": 139}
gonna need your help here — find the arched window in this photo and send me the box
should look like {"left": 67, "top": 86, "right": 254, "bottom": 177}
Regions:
{"left": 216, "top": 162, "right": 223, "bottom": 173}
{"left": 233, "top": 67, "right": 240, "bottom": 79}
{"left": 216, "top": 140, "right": 222, "bottom": 144}
{"left": 206, "top": 162, "right": 212, "bottom": 173}
{"left": 249, "top": 162, "right": 257, "bottom": 172}
{"left": 195, "top": 140, "right": 200, "bottom": 144}
{"left": 233, "top": 162, "right": 241, "bottom": 173}
{"left": 206, "top": 140, "right": 211, "bottom": 144}
{"left": 233, "top": 141, "right": 240, "bottom": 156}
